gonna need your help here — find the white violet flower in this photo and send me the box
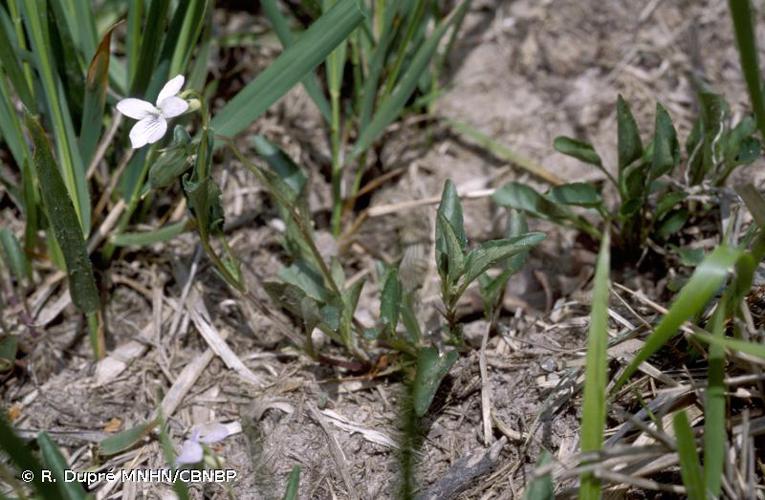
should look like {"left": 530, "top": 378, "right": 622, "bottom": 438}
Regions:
{"left": 175, "top": 422, "right": 232, "bottom": 466}
{"left": 116, "top": 74, "right": 189, "bottom": 149}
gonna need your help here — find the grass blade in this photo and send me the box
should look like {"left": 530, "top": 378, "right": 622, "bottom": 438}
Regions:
{"left": 38, "top": 432, "right": 88, "bottom": 500}
{"left": 129, "top": 0, "right": 170, "bottom": 95}
{"left": 579, "top": 231, "right": 610, "bottom": 500}
{"left": 703, "top": 304, "right": 726, "bottom": 497}
{"left": 729, "top": 0, "right": 765, "bottom": 140}
{"left": 79, "top": 22, "right": 118, "bottom": 165}
{"left": 612, "top": 245, "right": 743, "bottom": 391}
{"left": 262, "top": 0, "right": 331, "bottom": 122}
{"left": 282, "top": 465, "right": 301, "bottom": 500}
{"left": 352, "top": 0, "right": 469, "bottom": 158}
{"left": 26, "top": 114, "right": 100, "bottom": 314}
{"left": 211, "top": 0, "right": 364, "bottom": 140}
{"left": 0, "top": 5, "right": 35, "bottom": 109}
{"left": 673, "top": 410, "right": 706, "bottom": 500}
{"left": 21, "top": 0, "right": 90, "bottom": 232}
{"left": 0, "top": 415, "right": 61, "bottom": 499}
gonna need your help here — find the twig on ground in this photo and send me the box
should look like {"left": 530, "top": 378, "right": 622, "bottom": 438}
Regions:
{"left": 307, "top": 403, "right": 358, "bottom": 500}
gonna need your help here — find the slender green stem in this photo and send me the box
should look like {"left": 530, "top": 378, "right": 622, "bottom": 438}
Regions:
{"left": 381, "top": 0, "right": 426, "bottom": 98}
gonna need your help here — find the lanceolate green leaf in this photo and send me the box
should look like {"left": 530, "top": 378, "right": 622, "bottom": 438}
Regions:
{"left": 612, "top": 245, "right": 744, "bottom": 392}
{"left": 579, "top": 232, "right": 610, "bottom": 500}
{"left": 211, "top": 0, "right": 364, "bottom": 140}
{"left": 21, "top": 0, "right": 90, "bottom": 232}
{"left": 553, "top": 136, "right": 602, "bottom": 166}
{"left": 412, "top": 347, "right": 458, "bottom": 416}
{"left": 650, "top": 103, "right": 680, "bottom": 179}
{"left": 26, "top": 114, "right": 99, "bottom": 314}
{"left": 462, "top": 233, "right": 545, "bottom": 288}
{"left": 616, "top": 95, "right": 643, "bottom": 172}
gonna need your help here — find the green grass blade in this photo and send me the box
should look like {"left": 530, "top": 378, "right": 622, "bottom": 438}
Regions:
{"left": 524, "top": 451, "right": 554, "bottom": 500}
{"left": 20, "top": 0, "right": 90, "bottom": 232}
{"left": 50, "top": 0, "right": 96, "bottom": 63}
{"left": 26, "top": 114, "right": 100, "bottom": 314}
{"left": 0, "top": 75, "right": 29, "bottom": 167}
{"left": 0, "top": 415, "right": 61, "bottom": 499}
{"left": 673, "top": 411, "right": 706, "bottom": 500}
{"left": 703, "top": 304, "right": 726, "bottom": 497}
{"left": 0, "top": 6, "right": 35, "bottom": 110}
{"left": 612, "top": 245, "right": 743, "bottom": 392}
{"left": 0, "top": 228, "right": 30, "bottom": 284}
{"left": 79, "top": 22, "right": 117, "bottom": 165}
{"left": 126, "top": 0, "right": 143, "bottom": 87}
{"left": 262, "top": 0, "right": 331, "bottom": 122}
{"left": 729, "top": 0, "right": 765, "bottom": 140}
{"left": 352, "top": 0, "right": 469, "bottom": 158}
{"left": 282, "top": 465, "right": 301, "bottom": 500}
{"left": 579, "top": 232, "right": 610, "bottom": 500}
{"left": 169, "top": 0, "right": 208, "bottom": 77}
{"left": 129, "top": 0, "right": 170, "bottom": 95}
{"left": 211, "top": 0, "right": 364, "bottom": 140}
{"left": 38, "top": 432, "right": 89, "bottom": 500}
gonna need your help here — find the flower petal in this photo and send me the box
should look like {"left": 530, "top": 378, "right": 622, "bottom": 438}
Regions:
{"left": 158, "top": 96, "right": 189, "bottom": 119}
{"left": 175, "top": 440, "right": 203, "bottom": 465}
{"left": 116, "top": 98, "right": 156, "bottom": 120}
{"left": 156, "top": 74, "right": 185, "bottom": 105}
{"left": 129, "top": 116, "right": 167, "bottom": 149}
{"left": 194, "top": 423, "right": 231, "bottom": 444}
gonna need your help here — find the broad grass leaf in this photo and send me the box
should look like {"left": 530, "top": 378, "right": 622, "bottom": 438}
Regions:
{"left": 412, "top": 347, "right": 458, "bottom": 417}
{"left": 579, "top": 232, "right": 610, "bottom": 500}
{"left": 26, "top": 115, "right": 99, "bottom": 314}
{"left": 211, "top": 0, "right": 364, "bottom": 140}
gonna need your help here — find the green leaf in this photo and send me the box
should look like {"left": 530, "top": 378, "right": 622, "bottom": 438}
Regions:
{"left": 129, "top": 0, "right": 170, "bottom": 95}
{"left": 0, "top": 5, "right": 34, "bottom": 109}
{"left": 655, "top": 209, "right": 688, "bottom": 240}
{"left": 251, "top": 135, "right": 307, "bottom": 198}
{"left": 110, "top": 220, "right": 189, "bottom": 247}
{"left": 654, "top": 191, "right": 687, "bottom": 221}
{"left": 279, "top": 261, "right": 330, "bottom": 302}
{"left": 79, "top": 21, "right": 118, "bottom": 165}
{"left": 436, "top": 179, "right": 467, "bottom": 249}
{"left": 437, "top": 212, "right": 466, "bottom": 287}
{"left": 703, "top": 303, "right": 725, "bottom": 498}
{"left": 579, "top": 232, "right": 610, "bottom": 500}
{"left": 351, "top": 0, "right": 470, "bottom": 157}
{"left": 612, "top": 245, "right": 745, "bottom": 391}
{"left": 380, "top": 268, "right": 402, "bottom": 334}
{"left": 264, "top": 281, "right": 323, "bottom": 335}
{"left": 524, "top": 451, "right": 554, "bottom": 500}
{"left": 553, "top": 136, "right": 602, "bottom": 166}
{"left": 412, "top": 347, "right": 458, "bottom": 417}
{"left": 99, "top": 419, "right": 157, "bottom": 456}
{"left": 0, "top": 335, "right": 18, "bottom": 372}
{"left": 0, "top": 415, "right": 61, "bottom": 499}
{"left": 0, "top": 228, "right": 30, "bottom": 283}
{"left": 183, "top": 129, "right": 224, "bottom": 238}
{"left": 262, "top": 0, "right": 331, "bottom": 123}
{"left": 462, "top": 233, "right": 545, "bottom": 288}
{"left": 650, "top": 103, "right": 680, "bottom": 179}
{"left": 492, "top": 182, "right": 600, "bottom": 238}
{"left": 616, "top": 95, "right": 643, "bottom": 171}
{"left": 38, "top": 432, "right": 88, "bottom": 500}
{"left": 672, "top": 411, "right": 706, "bottom": 500}
{"left": 736, "top": 183, "right": 765, "bottom": 228}
{"left": 211, "top": 0, "right": 364, "bottom": 140}
{"left": 547, "top": 183, "right": 603, "bottom": 208}
{"left": 282, "top": 465, "right": 301, "bottom": 500}
{"left": 21, "top": 0, "right": 89, "bottom": 232}
{"left": 26, "top": 114, "right": 99, "bottom": 314}
{"left": 729, "top": 0, "right": 765, "bottom": 141}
